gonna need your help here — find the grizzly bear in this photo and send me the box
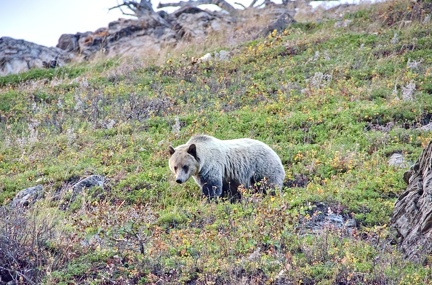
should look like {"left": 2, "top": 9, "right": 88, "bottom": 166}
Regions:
{"left": 168, "top": 135, "right": 285, "bottom": 201}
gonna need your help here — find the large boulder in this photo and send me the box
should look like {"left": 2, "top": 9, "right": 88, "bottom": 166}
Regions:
{"left": 56, "top": 7, "right": 233, "bottom": 60}
{"left": 258, "top": 9, "right": 296, "bottom": 37}
{"left": 72, "top": 175, "right": 105, "bottom": 196}
{"left": 0, "top": 37, "right": 72, "bottom": 76}
{"left": 391, "top": 142, "right": 432, "bottom": 261}
{"left": 57, "top": 175, "right": 106, "bottom": 210}
{"left": 173, "top": 6, "right": 233, "bottom": 40}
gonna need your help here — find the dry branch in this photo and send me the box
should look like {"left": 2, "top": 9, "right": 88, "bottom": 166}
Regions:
{"left": 109, "top": 0, "right": 155, "bottom": 18}
{"left": 157, "top": 0, "right": 237, "bottom": 14}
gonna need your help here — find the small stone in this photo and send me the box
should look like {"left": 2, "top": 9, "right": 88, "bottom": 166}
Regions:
{"left": 11, "top": 185, "right": 44, "bottom": 207}
{"left": 388, "top": 153, "right": 408, "bottom": 168}
{"left": 345, "top": 219, "right": 357, "bottom": 228}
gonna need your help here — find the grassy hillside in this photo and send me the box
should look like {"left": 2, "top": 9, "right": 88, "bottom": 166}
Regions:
{"left": 1, "top": 0, "right": 432, "bottom": 283}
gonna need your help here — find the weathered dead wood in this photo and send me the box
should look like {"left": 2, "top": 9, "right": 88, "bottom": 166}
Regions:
{"left": 157, "top": 0, "right": 237, "bottom": 14}
{"left": 109, "top": 0, "right": 155, "bottom": 17}
{"left": 391, "top": 141, "right": 432, "bottom": 261}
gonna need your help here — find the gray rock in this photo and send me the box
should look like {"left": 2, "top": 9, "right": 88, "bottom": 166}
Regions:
{"left": 10, "top": 185, "right": 44, "bottom": 207}
{"left": 174, "top": 9, "right": 232, "bottom": 40}
{"left": 388, "top": 153, "right": 409, "bottom": 168}
{"left": 55, "top": 8, "right": 232, "bottom": 60}
{"left": 259, "top": 10, "right": 296, "bottom": 37}
{"left": 57, "top": 33, "right": 85, "bottom": 53}
{"left": 391, "top": 141, "right": 432, "bottom": 261}
{"left": 216, "top": 50, "right": 230, "bottom": 61}
{"left": 72, "top": 175, "right": 105, "bottom": 196}
{"left": 334, "top": 19, "right": 352, "bottom": 28}
{"left": 299, "top": 202, "right": 357, "bottom": 234}
{"left": 326, "top": 213, "right": 344, "bottom": 227}
{"left": 55, "top": 175, "right": 106, "bottom": 210}
{"left": 418, "top": 122, "right": 432, "bottom": 132}
{"left": 345, "top": 219, "right": 357, "bottom": 228}
{"left": 0, "top": 37, "right": 72, "bottom": 76}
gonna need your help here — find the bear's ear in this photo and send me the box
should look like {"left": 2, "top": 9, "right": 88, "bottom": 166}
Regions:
{"left": 187, "top": 144, "right": 199, "bottom": 161}
{"left": 169, "top": 146, "right": 175, "bottom": 156}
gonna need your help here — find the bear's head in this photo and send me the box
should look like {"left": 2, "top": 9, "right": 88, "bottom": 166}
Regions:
{"left": 168, "top": 144, "right": 200, "bottom": 184}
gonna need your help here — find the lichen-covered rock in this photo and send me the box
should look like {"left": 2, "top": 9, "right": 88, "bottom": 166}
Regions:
{"left": 259, "top": 10, "right": 296, "bottom": 37}
{"left": 298, "top": 202, "right": 357, "bottom": 235}
{"left": 173, "top": 7, "right": 232, "bottom": 40}
{"left": 0, "top": 37, "right": 72, "bottom": 75}
{"left": 56, "top": 7, "right": 232, "bottom": 60}
{"left": 391, "top": 142, "right": 432, "bottom": 261}
{"left": 388, "top": 153, "right": 409, "bottom": 168}
{"left": 2, "top": 5, "right": 300, "bottom": 75}
{"left": 72, "top": 175, "right": 105, "bottom": 196}
{"left": 10, "top": 185, "right": 44, "bottom": 207}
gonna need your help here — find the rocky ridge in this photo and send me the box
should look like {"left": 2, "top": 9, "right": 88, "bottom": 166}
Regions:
{"left": 56, "top": 6, "right": 235, "bottom": 60}
{"left": 0, "top": 37, "right": 72, "bottom": 76}
{"left": 1, "top": 5, "right": 295, "bottom": 76}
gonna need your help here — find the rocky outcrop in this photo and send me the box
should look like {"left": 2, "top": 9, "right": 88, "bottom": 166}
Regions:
{"left": 57, "top": 17, "right": 175, "bottom": 60}
{"left": 1, "top": 5, "right": 297, "bottom": 75}
{"left": 56, "top": 7, "right": 233, "bottom": 60}
{"left": 1, "top": 7, "right": 234, "bottom": 75}
{"left": 391, "top": 142, "right": 432, "bottom": 261}
{"left": 0, "top": 37, "right": 72, "bottom": 76}
{"left": 172, "top": 6, "right": 233, "bottom": 40}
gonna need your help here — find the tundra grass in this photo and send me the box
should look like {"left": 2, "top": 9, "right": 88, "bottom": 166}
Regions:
{"left": 1, "top": 0, "right": 432, "bottom": 283}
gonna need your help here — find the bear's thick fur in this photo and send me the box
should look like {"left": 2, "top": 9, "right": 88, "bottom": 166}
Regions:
{"left": 168, "top": 135, "right": 285, "bottom": 201}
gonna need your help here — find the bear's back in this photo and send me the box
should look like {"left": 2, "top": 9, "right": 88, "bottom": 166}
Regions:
{"left": 187, "top": 135, "right": 215, "bottom": 144}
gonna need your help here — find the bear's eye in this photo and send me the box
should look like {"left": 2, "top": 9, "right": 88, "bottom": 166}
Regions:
{"left": 174, "top": 166, "right": 178, "bottom": 171}
{"left": 183, "top": 165, "right": 189, "bottom": 172}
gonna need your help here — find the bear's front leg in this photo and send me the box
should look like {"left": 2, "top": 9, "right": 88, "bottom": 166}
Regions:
{"left": 202, "top": 179, "right": 223, "bottom": 201}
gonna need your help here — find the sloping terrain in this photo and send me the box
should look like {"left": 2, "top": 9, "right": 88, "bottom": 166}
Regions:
{"left": 1, "top": 0, "right": 432, "bottom": 283}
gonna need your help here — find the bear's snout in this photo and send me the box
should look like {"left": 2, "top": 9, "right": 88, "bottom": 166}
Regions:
{"left": 176, "top": 179, "right": 183, "bottom": 184}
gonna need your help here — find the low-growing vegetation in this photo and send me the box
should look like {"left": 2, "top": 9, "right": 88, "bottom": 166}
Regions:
{"left": 1, "top": 0, "right": 432, "bottom": 283}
